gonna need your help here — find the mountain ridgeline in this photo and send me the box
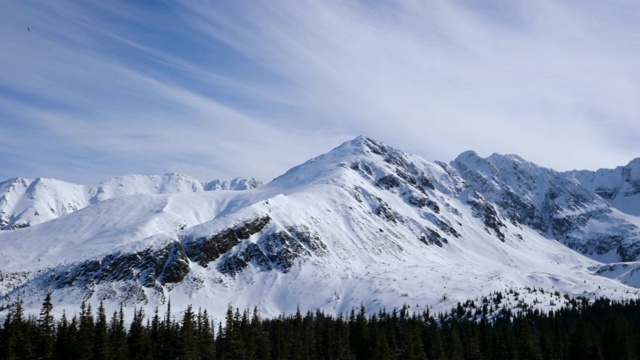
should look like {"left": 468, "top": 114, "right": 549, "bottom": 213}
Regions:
{"left": 0, "top": 174, "right": 262, "bottom": 230}
{"left": 1, "top": 136, "right": 640, "bottom": 320}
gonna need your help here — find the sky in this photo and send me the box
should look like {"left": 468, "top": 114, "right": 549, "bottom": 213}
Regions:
{"left": 1, "top": 0, "right": 639, "bottom": 184}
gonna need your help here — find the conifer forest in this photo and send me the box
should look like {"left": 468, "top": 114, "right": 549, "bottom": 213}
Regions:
{"left": 2, "top": 292, "right": 640, "bottom": 359}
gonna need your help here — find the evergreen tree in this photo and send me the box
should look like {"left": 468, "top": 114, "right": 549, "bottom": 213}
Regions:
{"left": 11, "top": 291, "right": 640, "bottom": 360}
{"left": 4, "top": 297, "right": 36, "bottom": 359}
{"left": 196, "top": 308, "right": 215, "bottom": 360}
{"left": 109, "top": 306, "right": 128, "bottom": 360}
{"left": 78, "top": 301, "right": 96, "bottom": 360}
{"left": 94, "top": 301, "right": 110, "bottom": 360}
{"left": 150, "top": 307, "right": 162, "bottom": 360}
{"left": 161, "top": 299, "right": 178, "bottom": 359}
{"left": 37, "top": 292, "right": 55, "bottom": 360}
{"left": 422, "top": 315, "right": 446, "bottom": 360}
{"left": 128, "top": 307, "right": 146, "bottom": 360}
{"left": 179, "top": 304, "right": 199, "bottom": 359}
{"left": 516, "top": 318, "right": 543, "bottom": 360}
{"left": 55, "top": 310, "right": 72, "bottom": 359}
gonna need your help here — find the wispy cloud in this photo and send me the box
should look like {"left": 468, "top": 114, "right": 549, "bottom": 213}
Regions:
{"left": 179, "top": 0, "right": 640, "bottom": 167}
{"left": 1, "top": 1, "right": 639, "bottom": 183}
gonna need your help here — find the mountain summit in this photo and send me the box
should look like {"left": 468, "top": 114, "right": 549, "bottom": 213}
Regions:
{"left": 1, "top": 137, "right": 639, "bottom": 319}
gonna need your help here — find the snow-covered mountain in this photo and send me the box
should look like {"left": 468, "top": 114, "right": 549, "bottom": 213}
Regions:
{"left": 568, "top": 158, "right": 640, "bottom": 217}
{"left": 452, "top": 151, "right": 640, "bottom": 262}
{"left": 0, "top": 174, "right": 262, "bottom": 230}
{"left": 1, "top": 136, "right": 639, "bottom": 321}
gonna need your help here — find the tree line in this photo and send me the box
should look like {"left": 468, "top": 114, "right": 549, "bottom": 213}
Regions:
{"left": 1, "top": 292, "right": 640, "bottom": 359}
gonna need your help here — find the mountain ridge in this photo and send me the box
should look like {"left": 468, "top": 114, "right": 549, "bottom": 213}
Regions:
{"left": 0, "top": 173, "right": 262, "bottom": 230}
{"left": 1, "top": 136, "right": 640, "bottom": 321}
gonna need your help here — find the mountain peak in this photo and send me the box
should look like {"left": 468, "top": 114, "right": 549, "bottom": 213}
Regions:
{"left": 328, "top": 135, "right": 388, "bottom": 157}
{"left": 2, "top": 137, "right": 640, "bottom": 322}
{"left": 453, "top": 150, "right": 481, "bottom": 163}
{"left": 626, "top": 157, "right": 640, "bottom": 170}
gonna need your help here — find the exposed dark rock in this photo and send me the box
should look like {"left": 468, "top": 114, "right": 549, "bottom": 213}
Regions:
{"left": 467, "top": 192, "right": 506, "bottom": 242}
{"left": 351, "top": 161, "right": 374, "bottom": 177}
{"left": 419, "top": 228, "right": 447, "bottom": 247}
{"left": 363, "top": 138, "right": 387, "bottom": 156}
{"left": 418, "top": 175, "right": 436, "bottom": 191}
{"left": 384, "top": 153, "right": 408, "bottom": 168}
{"left": 432, "top": 217, "right": 460, "bottom": 238}
{"left": 184, "top": 216, "right": 271, "bottom": 267}
{"left": 375, "top": 200, "right": 396, "bottom": 223}
{"left": 41, "top": 241, "right": 192, "bottom": 292}
{"left": 8, "top": 223, "right": 28, "bottom": 230}
{"left": 595, "top": 188, "right": 617, "bottom": 200}
{"left": 352, "top": 188, "right": 363, "bottom": 203}
{"left": 158, "top": 242, "right": 190, "bottom": 284}
{"left": 395, "top": 169, "right": 417, "bottom": 186}
{"left": 408, "top": 195, "right": 440, "bottom": 214}
{"left": 376, "top": 175, "right": 401, "bottom": 190}
{"left": 219, "top": 225, "right": 326, "bottom": 277}
{"left": 496, "top": 190, "right": 536, "bottom": 226}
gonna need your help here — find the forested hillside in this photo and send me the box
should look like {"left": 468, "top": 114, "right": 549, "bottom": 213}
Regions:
{"left": 2, "top": 293, "right": 639, "bottom": 360}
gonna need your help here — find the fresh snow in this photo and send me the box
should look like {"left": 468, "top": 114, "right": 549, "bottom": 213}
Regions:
{"left": 1, "top": 136, "right": 639, "bottom": 324}
{"left": 0, "top": 174, "right": 262, "bottom": 230}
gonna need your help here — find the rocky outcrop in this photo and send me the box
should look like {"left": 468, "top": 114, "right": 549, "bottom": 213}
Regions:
{"left": 39, "top": 241, "right": 191, "bottom": 291}
{"left": 452, "top": 151, "right": 640, "bottom": 261}
{"left": 184, "top": 216, "right": 271, "bottom": 267}
{"left": 219, "top": 225, "right": 326, "bottom": 276}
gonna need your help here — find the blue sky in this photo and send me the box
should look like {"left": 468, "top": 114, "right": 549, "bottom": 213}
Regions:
{"left": 1, "top": 1, "right": 639, "bottom": 184}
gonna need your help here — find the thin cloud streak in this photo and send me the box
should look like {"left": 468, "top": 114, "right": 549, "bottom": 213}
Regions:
{"left": 181, "top": 0, "right": 640, "bottom": 169}
{"left": 0, "top": 1, "right": 341, "bottom": 183}
{"left": 1, "top": 1, "right": 639, "bottom": 184}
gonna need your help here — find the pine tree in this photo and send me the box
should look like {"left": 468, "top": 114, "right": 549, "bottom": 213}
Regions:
{"left": 67, "top": 315, "right": 83, "bottom": 359}
{"left": 5, "top": 297, "right": 36, "bottom": 359}
{"left": 127, "top": 307, "right": 145, "bottom": 360}
{"left": 516, "top": 318, "right": 543, "bottom": 360}
{"left": 179, "top": 304, "right": 199, "bottom": 359}
{"left": 422, "top": 315, "right": 445, "bottom": 360}
{"left": 290, "top": 307, "right": 304, "bottom": 360}
{"left": 37, "top": 292, "right": 55, "bottom": 359}
{"left": 109, "top": 306, "right": 128, "bottom": 360}
{"left": 446, "top": 322, "right": 465, "bottom": 360}
{"left": 55, "top": 311, "right": 73, "bottom": 359}
{"left": 161, "top": 299, "right": 178, "bottom": 359}
{"left": 196, "top": 308, "right": 215, "bottom": 360}
{"left": 78, "top": 301, "right": 96, "bottom": 360}
{"left": 251, "top": 307, "right": 271, "bottom": 360}
{"left": 351, "top": 303, "right": 371, "bottom": 360}
{"left": 94, "top": 301, "right": 110, "bottom": 360}
{"left": 150, "top": 307, "right": 161, "bottom": 360}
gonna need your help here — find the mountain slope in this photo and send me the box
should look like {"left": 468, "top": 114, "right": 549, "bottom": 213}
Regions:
{"left": 568, "top": 158, "right": 640, "bottom": 216}
{"left": 451, "top": 151, "right": 640, "bottom": 262}
{"left": 0, "top": 137, "right": 639, "bottom": 321}
{"left": 0, "top": 174, "right": 262, "bottom": 230}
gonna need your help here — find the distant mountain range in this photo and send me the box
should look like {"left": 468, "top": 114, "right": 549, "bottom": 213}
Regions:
{"left": 1, "top": 136, "right": 639, "bottom": 320}
{"left": 0, "top": 174, "right": 261, "bottom": 230}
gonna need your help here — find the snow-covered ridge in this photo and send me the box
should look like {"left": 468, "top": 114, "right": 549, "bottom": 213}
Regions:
{"left": 568, "top": 158, "right": 640, "bottom": 216}
{"left": 452, "top": 151, "right": 640, "bottom": 262}
{"left": 1, "top": 136, "right": 640, "bottom": 322}
{"left": 0, "top": 174, "right": 262, "bottom": 230}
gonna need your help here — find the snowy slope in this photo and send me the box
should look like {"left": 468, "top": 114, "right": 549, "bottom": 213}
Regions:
{"left": 0, "top": 137, "right": 639, "bottom": 322}
{"left": 568, "top": 158, "right": 640, "bottom": 216}
{"left": 0, "top": 174, "right": 262, "bottom": 230}
{"left": 452, "top": 151, "right": 640, "bottom": 262}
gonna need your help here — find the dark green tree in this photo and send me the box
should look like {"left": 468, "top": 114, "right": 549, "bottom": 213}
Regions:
{"left": 93, "top": 301, "right": 110, "bottom": 360}
{"left": 37, "top": 292, "right": 55, "bottom": 360}
{"left": 109, "top": 306, "right": 128, "bottom": 360}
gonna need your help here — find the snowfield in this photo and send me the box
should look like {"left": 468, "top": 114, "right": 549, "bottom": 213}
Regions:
{"left": 1, "top": 136, "right": 640, "bottom": 323}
